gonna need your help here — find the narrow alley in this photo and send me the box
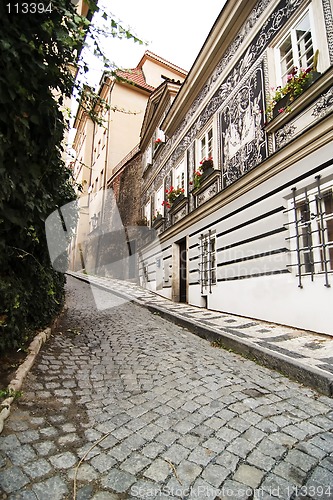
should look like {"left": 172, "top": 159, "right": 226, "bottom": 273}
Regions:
{"left": 1, "top": 276, "right": 333, "bottom": 500}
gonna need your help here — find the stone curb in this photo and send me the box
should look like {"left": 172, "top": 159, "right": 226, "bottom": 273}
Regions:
{"left": 0, "top": 308, "right": 65, "bottom": 435}
{"left": 69, "top": 272, "right": 333, "bottom": 397}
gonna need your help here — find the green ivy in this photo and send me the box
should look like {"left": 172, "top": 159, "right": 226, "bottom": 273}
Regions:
{"left": 0, "top": 0, "right": 93, "bottom": 352}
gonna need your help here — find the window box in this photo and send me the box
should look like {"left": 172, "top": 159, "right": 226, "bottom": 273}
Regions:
{"left": 152, "top": 214, "right": 164, "bottom": 229}
{"left": 267, "top": 68, "right": 322, "bottom": 122}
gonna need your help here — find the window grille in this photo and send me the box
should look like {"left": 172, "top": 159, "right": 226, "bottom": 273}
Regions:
{"left": 285, "top": 176, "right": 333, "bottom": 288}
{"left": 199, "top": 231, "right": 216, "bottom": 294}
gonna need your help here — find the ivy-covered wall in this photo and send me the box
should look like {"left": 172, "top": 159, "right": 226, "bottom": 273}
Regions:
{"left": 0, "top": 0, "right": 89, "bottom": 351}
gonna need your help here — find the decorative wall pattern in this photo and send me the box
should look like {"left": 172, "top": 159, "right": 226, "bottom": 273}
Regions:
{"left": 221, "top": 65, "right": 267, "bottom": 186}
{"left": 274, "top": 86, "right": 333, "bottom": 149}
{"left": 144, "top": 0, "right": 303, "bottom": 203}
{"left": 144, "top": 0, "right": 333, "bottom": 201}
{"left": 323, "top": 0, "right": 333, "bottom": 63}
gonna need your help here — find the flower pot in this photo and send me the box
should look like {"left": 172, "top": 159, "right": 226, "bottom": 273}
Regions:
{"left": 273, "top": 93, "right": 291, "bottom": 118}
{"left": 152, "top": 214, "right": 164, "bottom": 228}
{"left": 171, "top": 193, "right": 185, "bottom": 208}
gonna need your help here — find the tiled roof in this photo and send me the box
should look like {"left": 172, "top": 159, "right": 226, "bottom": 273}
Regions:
{"left": 116, "top": 68, "right": 155, "bottom": 92}
{"left": 138, "top": 50, "right": 188, "bottom": 76}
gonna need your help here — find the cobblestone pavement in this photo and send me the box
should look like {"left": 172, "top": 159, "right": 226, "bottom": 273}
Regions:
{"left": 1, "top": 276, "right": 333, "bottom": 500}
{"left": 69, "top": 273, "right": 333, "bottom": 396}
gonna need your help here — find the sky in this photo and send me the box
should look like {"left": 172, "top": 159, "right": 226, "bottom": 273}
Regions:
{"left": 80, "top": 0, "right": 225, "bottom": 88}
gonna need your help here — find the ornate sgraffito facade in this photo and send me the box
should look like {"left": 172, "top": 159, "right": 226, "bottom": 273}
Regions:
{"left": 139, "top": 0, "right": 333, "bottom": 335}
{"left": 144, "top": 0, "right": 308, "bottom": 203}
{"left": 221, "top": 64, "right": 267, "bottom": 186}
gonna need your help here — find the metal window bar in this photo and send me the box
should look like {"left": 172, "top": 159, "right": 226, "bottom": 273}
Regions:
{"left": 199, "top": 235, "right": 204, "bottom": 295}
{"left": 303, "top": 188, "right": 315, "bottom": 281}
{"left": 315, "top": 175, "right": 331, "bottom": 287}
{"left": 291, "top": 187, "right": 303, "bottom": 288}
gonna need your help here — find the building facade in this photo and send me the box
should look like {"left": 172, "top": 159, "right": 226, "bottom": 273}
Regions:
{"left": 69, "top": 51, "right": 187, "bottom": 274}
{"left": 139, "top": 0, "right": 333, "bottom": 335}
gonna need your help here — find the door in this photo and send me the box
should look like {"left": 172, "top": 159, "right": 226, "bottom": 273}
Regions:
{"left": 179, "top": 239, "right": 187, "bottom": 303}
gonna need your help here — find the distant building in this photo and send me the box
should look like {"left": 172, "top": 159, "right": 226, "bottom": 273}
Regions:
{"left": 138, "top": 0, "right": 333, "bottom": 335}
{"left": 69, "top": 51, "right": 187, "bottom": 274}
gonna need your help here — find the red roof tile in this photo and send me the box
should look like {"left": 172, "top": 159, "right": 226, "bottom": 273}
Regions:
{"left": 116, "top": 68, "right": 155, "bottom": 92}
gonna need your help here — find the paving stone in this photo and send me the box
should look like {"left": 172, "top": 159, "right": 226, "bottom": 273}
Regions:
{"left": 17, "top": 430, "right": 40, "bottom": 444}
{"left": 32, "top": 476, "right": 69, "bottom": 499}
{"left": 22, "top": 459, "right": 52, "bottom": 479}
{"left": 273, "top": 461, "right": 307, "bottom": 486}
{"left": 67, "top": 462, "right": 98, "bottom": 481}
{"left": 120, "top": 452, "right": 151, "bottom": 475}
{"left": 6, "top": 445, "right": 37, "bottom": 466}
{"left": 305, "top": 465, "right": 333, "bottom": 497}
{"left": 261, "top": 473, "right": 296, "bottom": 498}
{"left": 226, "top": 437, "right": 253, "bottom": 458}
{"left": 188, "top": 446, "right": 215, "bottom": 466}
{"left": 141, "top": 442, "right": 165, "bottom": 459}
{"left": 3, "top": 276, "right": 333, "bottom": 499}
{"left": 0, "top": 435, "right": 21, "bottom": 452}
{"left": 162, "top": 443, "right": 190, "bottom": 465}
{"left": 8, "top": 491, "right": 38, "bottom": 499}
{"left": 202, "top": 463, "right": 229, "bottom": 487}
{"left": 285, "top": 448, "right": 318, "bottom": 472}
{"left": 32, "top": 440, "right": 57, "bottom": 457}
{"left": 246, "top": 449, "right": 275, "bottom": 472}
{"left": 218, "top": 479, "right": 254, "bottom": 499}
{"left": 0, "top": 467, "right": 30, "bottom": 493}
{"left": 143, "top": 458, "right": 171, "bottom": 482}
{"left": 233, "top": 463, "right": 265, "bottom": 488}
{"left": 155, "top": 430, "right": 180, "bottom": 446}
{"left": 49, "top": 451, "right": 78, "bottom": 469}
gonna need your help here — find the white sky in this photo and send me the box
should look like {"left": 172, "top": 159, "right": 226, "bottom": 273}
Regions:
{"left": 81, "top": 0, "right": 225, "bottom": 88}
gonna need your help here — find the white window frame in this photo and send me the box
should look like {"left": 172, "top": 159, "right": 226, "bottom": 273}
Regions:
{"left": 144, "top": 143, "right": 153, "bottom": 168}
{"left": 173, "top": 159, "right": 186, "bottom": 193}
{"left": 144, "top": 200, "right": 151, "bottom": 228}
{"left": 155, "top": 186, "right": 164, "bottom": 217}
{"left": 197, "top": 125, "right": 213, "bottom": 164}
{"left": 275, "top": 6, "right": 316, "bottom": 85}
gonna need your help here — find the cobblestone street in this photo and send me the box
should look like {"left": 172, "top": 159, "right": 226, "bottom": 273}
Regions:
{"left": 1, "top": 275, "right": 333, "bottom": 500}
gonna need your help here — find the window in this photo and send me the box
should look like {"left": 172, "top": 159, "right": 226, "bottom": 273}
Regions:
{"left": 277, "top": 10, "right": 315, "bottom": 84}
{"left": 198, "top": 127, "right": 213, "bottom": 163}
{"left": 199, "top": 231, "right": 216, "bottom": 294}
{"left": 144, "top": 143, "right": 153, "bottom": 168}
{"left": 174, "top": 160, "right": 185, "bottom": 191}
{"left": 288, "top": 179, "right": 333, "bottom": 287}
{"left": 144, "top": 200, "right": 151, "bottom": 228}
{"left": 155, "top": 186, "right": 164, "bottom": 217}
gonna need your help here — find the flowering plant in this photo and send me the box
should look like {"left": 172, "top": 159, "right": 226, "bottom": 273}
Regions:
{"left": 266, "top": 66, "right": 317, "bottom": 121}
{"left": 153, "top": 211, "right": 162, "bottom": 221}
{"left": 200, "top": 156, "right": 213, "bottom": 166}
{"left": 154, "top": 138, "right": 164, "bottom": 145}
{"left": 162, "top": 186, "right": 185, "bottom": 209}
{"left": 189, "top": 169, "right": 203, "bottom": 190}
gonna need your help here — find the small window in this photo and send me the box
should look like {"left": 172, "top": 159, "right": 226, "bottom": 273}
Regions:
{"left": 144, "top": 201, "right": 151, "bottom": 228}
{"left": 155, "top": 186, "right": 164, "bottom": 217}
{"left": 277, "top": 10, "right": 315, "bottom": 84}
{"left": 288, "top": 181, "right": 333, "bottom": 287}
{"left": 199, "top": 231, "right": 216, "bottom": 293}
{"left": 174, "top": 160, "right": 185, "bottom": 191}
{"left": 199, "top": 127, "right": 213, "bottom": 163}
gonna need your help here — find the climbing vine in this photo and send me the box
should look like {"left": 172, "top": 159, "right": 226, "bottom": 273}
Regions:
{"left": 0, "top": 0, "right": 142, "bottom": 351}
